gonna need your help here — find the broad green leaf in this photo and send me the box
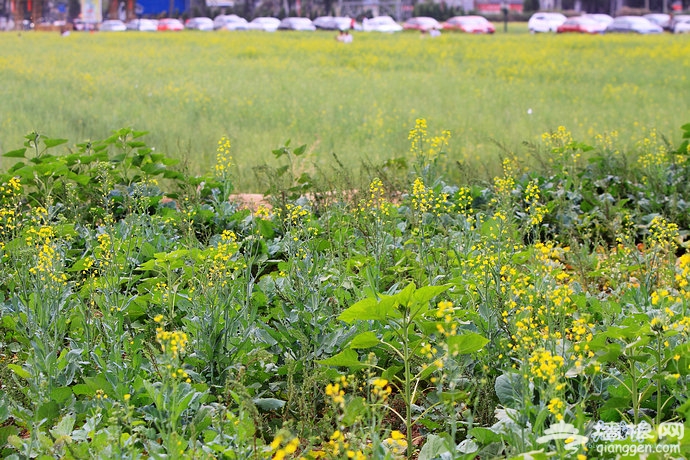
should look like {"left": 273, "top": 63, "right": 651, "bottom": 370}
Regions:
{"left": 470, "top": 427, "right": 503, "bottom": 444}
{"left": 418, "top": 434, "right": 452, "bottom": 460}
{"left": 50, "top": 387, "right": 73, "bottom": 404}
{"left": 412, "top": 284, "right": 451, "bottom": 305}
{"left": 253, "top": 398, "right": 286, "bottom": 411}
{"left": 317, "top": 349, "right": 369, "bottom": 370}
{"left": 293, "top": 144, "right": 307, "bottom": 156}
{"left": 342, "top": 396, "right": 366, "bottom": 425}
{"left": 7, "top": 364, "right": 30, "bottom": 380}
{"left": 349, "top": 331, "right": 380, "bottom": 349}
{"left": 495, "top": 373, "right": 525, "bottom": 409}
{"left": 447, "top": 332, "right": 489, "bottom": 355}
{"left": 338, "top": 296, "right": 400, "bottom": 323}
{"left": 43, "top": 138, "right": 68, "bottom": 148}
{"left": 2, "top": 148, "right": 26, "bottom": 158}
{"left": 51, "top": 413, "right": 76, "bottom": 438}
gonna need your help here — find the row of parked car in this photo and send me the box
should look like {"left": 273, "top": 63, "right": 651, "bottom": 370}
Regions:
{"left": 94, "top": 14, "right": 498, "bottom": 33}
{"left": 528, "top": 11, "right": 690, "bottom": 34}
{"left": 84, "top": 12, "right": 690, "bottom": 34}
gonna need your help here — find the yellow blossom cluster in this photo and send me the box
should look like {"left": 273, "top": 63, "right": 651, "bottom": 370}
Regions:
{"left": 371, "top": 377, "right": 392, "bottom": 401}
{"left": 411, "top": 177, "right": 449, "bottom": 216}
{"left": 281, "top": 203, "right": 310, "bottom": 226}
{"left": 454, "top": 186, "right": 474, "bottom": 218}
{"left": 648, "top": 215, "right": 679, "bottom": 254}
{"left": 269, "top": 434, "right": 300, "bottom": 460}
{"left": 408, "top": 118, "right": 428, "bottom": 156}
{"left": 0, "top": 178, "right": 21, "bottom": 238}
{"left": 215, "top": 136, "right": 233, "bottom": 178}
{"left": 325, "top": 375, "right": 348, "bottom": 407}
{"left": 528, "top": 349, "right": 565, "bottom": 385}
{"left": 594, "top": 130, "right": 619, "bottom": 154}
{"left": 547, "top": 397, "right": 565, "bottom": 421}
{"left": 156, "top": 327, "right": 188, "bottom": 359}
{"left": 255, "top": 205, "right": 273, "bottom": 220}
{"left": 358, "top": 177, "right": 390, "bottom": 219}
{"left": 524, "top": 180, "right": 548, "bottom": 226}
{"left": 435, "top": 300, "right": 458, "bottom": 338}
{"left": 382, "top": 430, "right": 407, "bottom": 456}
{"left": 493, "top": 157, "right": 517, "bottom": 198}
{"left": 636, "top": 128, "right": 669, "bottom": 168}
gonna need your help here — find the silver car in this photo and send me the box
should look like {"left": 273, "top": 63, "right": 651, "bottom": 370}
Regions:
{"left": 278, "top": 17, "right": 316, "bottom": 31}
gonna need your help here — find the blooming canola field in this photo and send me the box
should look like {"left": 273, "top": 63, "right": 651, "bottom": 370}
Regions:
{"left": 0, "top": 30, "right": 689, "bottom": 188}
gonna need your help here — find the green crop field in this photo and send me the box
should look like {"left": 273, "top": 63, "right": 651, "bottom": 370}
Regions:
{"left": 4, "top": 24, "right": 690, "bottom": 460}
{"left": 1, "top": 30, "right": 689, "bottom": 190}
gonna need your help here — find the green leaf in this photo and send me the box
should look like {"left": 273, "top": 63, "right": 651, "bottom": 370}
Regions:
{"left": 342, "top": 396, "right": 366, "bottom": 425}
{"left": 412, "top": 284, "right": 451, "bottom": 305}
{"left": 3, "top": 148, "right": 26, "bottom": 158}
{"left": 495, "top": 373, "right": 526, "bottom": 409}
{"left": 43, "top": 138, "right": 68, "bottom": 148}
{"left": 470, "top": 426, "right": 503, "bottom": 444}
{"left": 349, "top": 331, "right": 380, "bottom": 349}
{"left": 72, "top": 384, "right": 94, "bottom": 396}
{"left": 418, "top": 434, "right": 452, "bottom": 460}
{"left": 447, "top": 332, "right": 489, "bottom": 355}
{"left": 7, "top": 364, "right": 30, "bottom": 380}
{"left": 317, "top": 349, "right": 369, "bottom": 370}
{"left": 50, "top": 387, "right": 73, "bottom": 404}
{"left": 338, "top": 296, "right": 400, "bottom": 323}
{"left": 51, "top": 413, "right": 76, "bottom": 438}
{"left": 293, "top": 144, "right": 307, "bottom": 156}
{"left": 253, "top": 398, "right": 286, "bottom": 411}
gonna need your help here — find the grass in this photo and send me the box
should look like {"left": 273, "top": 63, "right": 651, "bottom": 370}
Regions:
{"left": 1, "top": 28, "right": 689, "bottom": 190}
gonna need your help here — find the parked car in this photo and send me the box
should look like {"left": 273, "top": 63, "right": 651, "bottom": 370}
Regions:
{"left": 99, "top": 19, "right": 127, "bottom": 32}
{"left": 670, "top": 14, "right": 690, "bottom": 32}
{"left": 584, "top": 13, "right": 613, "bottom": 25}
{"left": 126, "top": 18, "right": 158, "bottom": 31}
{"left": 0, "top": 16, "right": 15, "bottom": 30}
{"left": 442, "top": 15, "right": 495, "bottom": 33}
{"left": 214, "top": 14, "right": 248, "bottom": 30}
{"left": 527, "top": 12, "right": 567, "bottom": 33}
{"left": 157, "top": 18, "right": 184, "bottom": 31}
{"left": 403, "top": 16, "right": 442, "bottom": 31}
{"left": 643, "top": 13, "right": 671, "bottom": 29}
{"left": 246, "top": 16, "right": 281, "bottom": 32}
{"left": 672, "top": 15, "right": 690, "bottom": 33}
{"left": 278, "top": 17, "right": 316, "bottom": 31}
{"left": 361, "top": 15, "right": 403, "bottom": 32}
{"left": 605, "top": 16, "right": 662, "bottom": 34}
{"left": 556, "top": 16, "right": 607, "bottom": 33}
{"left": 313, "top": 16, "right": 354, "bottom": 30}
{"left": 185, "top": 17, "right": 214, "bottom": 31}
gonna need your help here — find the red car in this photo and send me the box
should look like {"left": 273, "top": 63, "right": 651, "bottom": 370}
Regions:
{"left": 556, "top": 16, "right": 607, "bottom": 34}
{"left": 403, "top": 16, "right": 442, "bottom": 31}
{"left": 442, "top": 15, "right": 495, "bottom": 33}
{"left": 157, "top": 18, "right": 184, "bottom": 31}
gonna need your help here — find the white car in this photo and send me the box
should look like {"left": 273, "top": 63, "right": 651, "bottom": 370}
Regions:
{"left": 643, "top": 13, "right": 671, "bottom": 29}
{"left": 126, "top": 18, "right": 158, "bottom": 31}
{"left": 527, "top": 12, "right": 567, "bottom": 33}
{"left": 362, "top": 16, "right": 403, "bottom": 32}
{"left": 214, "top": 14, "right": 248, "bottom": 30}
{"left": 99, "top": 19, "right": 127, "bottom": 32}
{"left": 583, "top": 13, "right": 613, "bottom": 26}
{"left": 278, "top": 17, "right": 316, "bottom": 31}
{"left": 673, "top": 16, "right": 690, "bottom": 33}
{"left": 246, "top": 17, "right": 281, "bottom": 32}
{"left": 185, "top": 17, "right": 214, "bottom": 31}
{"left": 313, "top": 16, "right": 354, "bottom": 30}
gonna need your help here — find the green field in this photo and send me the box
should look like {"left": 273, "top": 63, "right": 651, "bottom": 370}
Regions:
{"left": 1, "top": 29, "right": 689, "bottom": 189}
